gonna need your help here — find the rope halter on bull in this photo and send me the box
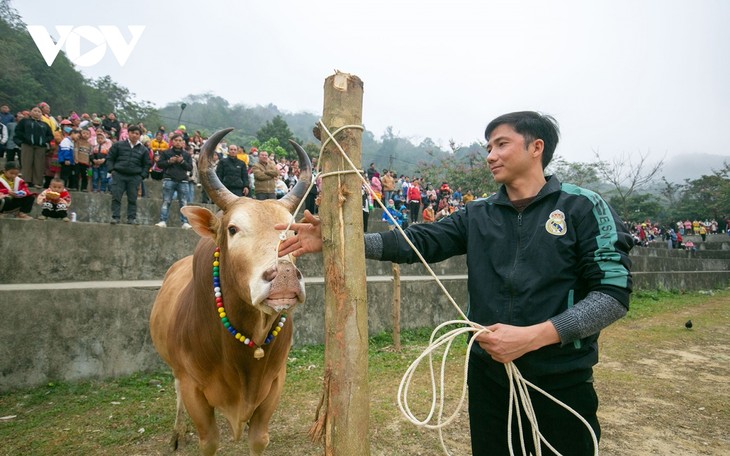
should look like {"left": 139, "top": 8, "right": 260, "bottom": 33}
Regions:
{"left": 277, "top": 119, "right": 598, "bottom": 456}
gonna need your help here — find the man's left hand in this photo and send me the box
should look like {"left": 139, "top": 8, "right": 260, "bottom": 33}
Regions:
{"left": 475, "top": 321, "right": 559, "bottom": 364}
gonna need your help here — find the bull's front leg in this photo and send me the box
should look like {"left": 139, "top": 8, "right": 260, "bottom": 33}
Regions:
{"left": 247, "top": 373, "right": 286, "bottom": 456}
{"left": 178, "top": 379, "right": 219, "bottom": 456}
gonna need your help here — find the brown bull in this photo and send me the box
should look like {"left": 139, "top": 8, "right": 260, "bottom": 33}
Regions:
{"left": 150, "top": 128, "right": 312, "bottom": 455}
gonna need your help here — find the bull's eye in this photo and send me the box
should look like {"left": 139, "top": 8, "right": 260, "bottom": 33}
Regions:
{"left": 228, "top": 226, "right": 238, "bottom": 236}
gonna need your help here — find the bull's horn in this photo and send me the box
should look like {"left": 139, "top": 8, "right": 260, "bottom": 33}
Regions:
{"left": 199, "top": 128, "right": 238, "bottom": 211}
{"left": 279, "top": 139, "right": 313, "bottom": 214}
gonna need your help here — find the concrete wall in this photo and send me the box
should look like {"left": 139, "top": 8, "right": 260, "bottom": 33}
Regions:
{"left": 0, "top": 278, "right": 469, "bottom": 391}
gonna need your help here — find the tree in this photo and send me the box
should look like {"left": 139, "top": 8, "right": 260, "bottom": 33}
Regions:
{"left": 609, "top": 193, "right": 663, "bottom": 225}
{"left": 546, "top": 158, "right": 601, "bottom": 190}
{"left": 256, "top": 115, "right": 298, "bottom": 159}
{"left": 416, "top": 143, "right": 497, "bottom": 197}
{"left": 593, "top": 150, "right": 664, "bottom": 221}
{"left": 250, "top": 137, "right": 287, "bottom": 161}
{"left": 90, "top": 76, "right": 159, "bottom": 127}
{"left": 674, "top": 163, "right": 730, "bottom": 221}
{"left": 375, "top": 126, "right": 398, "bottom": 170}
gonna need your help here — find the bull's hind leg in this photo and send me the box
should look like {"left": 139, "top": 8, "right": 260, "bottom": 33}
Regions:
{"left": 179, "top": 379, "right": 219, "bottom": 456}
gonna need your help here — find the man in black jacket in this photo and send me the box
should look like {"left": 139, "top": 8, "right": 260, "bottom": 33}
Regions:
{"left": 102, "top": 112, "right": 121, "bottom": 140}
{"left": 155, "top": 134, "right": 193, "bottom": 229}
{"left": 13, "top": 106, "right": 53, "bottom": 188}
{"left": 215, "top": 144, "right": 249, "bottom": 197}
{"left": 276, "top": 111, "right": 633, "bottom": 456}
{"left": 107, "top": 124, "right": 150, "bottom": 224}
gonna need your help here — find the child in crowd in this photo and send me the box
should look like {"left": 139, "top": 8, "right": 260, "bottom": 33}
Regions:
{"left": 36, "top": 178, "right": 72, "bottom": 221}
{"left": 382, "top": 198, "right": 405, "bottom": 228}
{"left": 91, "top": 130, "right": 112, "bottom": 192}
{"left": 74, "top": 128, "right": 93, "bottom": 192}
{"left": 0, "top": 161, "right": 35, "bottom": 219}
{"left": 399, "top": 205, "right": 409, "bottom": 229}
{"left": 422, "top": 203, "right": 435, "bottom": 223}
{"left": 149, "top": 130, "right": 169, "bottom": 180}
{"left": 58, "top": 127, "right": 79, "bottom": 189}
{"left": 118, "top": 122, "right": 129, "bottom": 142}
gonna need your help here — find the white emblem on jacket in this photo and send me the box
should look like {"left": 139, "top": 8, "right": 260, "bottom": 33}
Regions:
{"left": 545, "top": 209, "right": 567, "bottom": 236}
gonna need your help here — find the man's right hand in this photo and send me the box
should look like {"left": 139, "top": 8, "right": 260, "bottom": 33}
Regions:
{"left": 275, "top": 210, "right": 323, "bottom": 257}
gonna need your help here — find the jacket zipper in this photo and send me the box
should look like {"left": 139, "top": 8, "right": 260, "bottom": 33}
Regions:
{"left": 507, "top": 211, "right": 523, "bottom": 323}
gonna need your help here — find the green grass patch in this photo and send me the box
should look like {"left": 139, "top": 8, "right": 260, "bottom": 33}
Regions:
{"left": 626, "top": 288, "right": 729, "bottom": 320}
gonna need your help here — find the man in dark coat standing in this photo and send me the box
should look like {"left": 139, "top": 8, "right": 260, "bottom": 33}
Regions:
{"left": 107, "top": 124, "right": 150, "bottom": 224}
{"left": 215, "top": 144, "right": 249, "bottom": 197}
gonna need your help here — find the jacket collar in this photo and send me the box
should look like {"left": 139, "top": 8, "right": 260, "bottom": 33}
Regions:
{"left": 490, "top": 175, "right": 562, "bottom": 206}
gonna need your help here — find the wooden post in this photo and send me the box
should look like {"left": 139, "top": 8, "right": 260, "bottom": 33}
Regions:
{"left": 392, "top": 262, "right": 401, "bottom": 351}
{"left": 391, "top": 226, "right": 401, "bottom": 351}
{"left": 318, "top": 72, "right": 369, "bottom": 455}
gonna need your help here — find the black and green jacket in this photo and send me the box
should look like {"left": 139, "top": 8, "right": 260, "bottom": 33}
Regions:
{"left": 379, "top": 175, "right": 633, "bottom": 388}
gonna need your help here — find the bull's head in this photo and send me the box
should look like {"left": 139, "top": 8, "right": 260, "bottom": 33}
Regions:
{"left": 181, "top": 128, "right": 311, "bottom": 315}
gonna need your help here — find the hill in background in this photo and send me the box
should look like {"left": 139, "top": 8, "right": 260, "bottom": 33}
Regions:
{"left": 662, "top": 153, "right": 729, "bottom": 183}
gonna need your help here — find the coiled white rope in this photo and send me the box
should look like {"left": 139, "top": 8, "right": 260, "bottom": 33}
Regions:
{"left": 278, "top": 119, "right": 598, "bottom": 455}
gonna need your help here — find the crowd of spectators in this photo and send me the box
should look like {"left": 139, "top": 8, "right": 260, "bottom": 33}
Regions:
{"left": 3, "top": 102, "right": 727, "bottom": 236}
{"left": 1, "top": 102, "right": 489, "bottom": 227}
{"left": 629, "top": 218, "right": 729, "bottom": 251}
{"left": 0, "top": 102, "right": 309, "bottom": 224}
{"left": 358, "top": 162, "right": 480, "bottom": 229}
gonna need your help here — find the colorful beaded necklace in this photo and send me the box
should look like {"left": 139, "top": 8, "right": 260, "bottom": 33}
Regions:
{"left": 213, "top": 247, "right": 287, "bottom": 359}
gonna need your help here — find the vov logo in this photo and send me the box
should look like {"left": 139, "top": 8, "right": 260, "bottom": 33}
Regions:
{"left": 27, "top": 25, "right": 145, "bottom": 67}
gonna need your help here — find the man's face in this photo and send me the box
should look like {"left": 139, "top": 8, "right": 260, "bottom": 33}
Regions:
{"left": 259, "top": 152, "right": 269, "bottom": 163}
{"left": 30, "top": 107, "right": 42, "bottom": 120}
{"left": 109, "top": 113, "right": 116, "bottom": 120}
{"left": 171, "top": 137, "right": 185, "bottom": 149}
{"left": 81, "top": 130, "right": 90, "bottom": 140}
{"left": 228, "top": 145, "right": 238, "bottom": 155}
{"left": 128, "top": 130, "right": 141, "bottom": 143}
{"left": 486, "top": 124, "right": 538, "bottom": 184}
{"left": 0, "top": 106, "right": 8, "bottom": 114}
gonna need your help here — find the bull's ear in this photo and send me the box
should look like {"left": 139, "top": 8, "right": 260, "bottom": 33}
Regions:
{"left": 181, "top": 206, "right": 219, "bottom": 239}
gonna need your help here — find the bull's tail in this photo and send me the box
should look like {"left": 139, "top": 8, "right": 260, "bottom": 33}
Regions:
{"left": 171, "top": 378, "right": 186, "bottom": 450}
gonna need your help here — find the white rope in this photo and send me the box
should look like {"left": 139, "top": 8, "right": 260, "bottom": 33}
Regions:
{"left": 276, "top": 119, "right": 598, "bottom": 455}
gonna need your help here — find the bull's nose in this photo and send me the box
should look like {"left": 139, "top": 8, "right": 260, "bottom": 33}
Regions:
{"left": 262, "top": 262, "right": 302, "bottom": 282}
{"left": 277, "top": 262, "right": 298, "bottom": 277}
{"left": 263, "top": 266, "right": 277, "bottom": 282}
{"left": 279, "top": 264, "right": 293, "bottom": 274}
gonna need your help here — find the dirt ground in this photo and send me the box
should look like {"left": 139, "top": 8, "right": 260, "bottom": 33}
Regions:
{"left": 123, "top": 293, "right": 729, "bottom": 456}
{"left": 596, "top": 295, "right": 730, "bottom": 455}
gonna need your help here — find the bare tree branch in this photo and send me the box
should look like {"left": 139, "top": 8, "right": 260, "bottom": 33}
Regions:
{"left": 593, "top": 149, "right": 665, "bottom": 219}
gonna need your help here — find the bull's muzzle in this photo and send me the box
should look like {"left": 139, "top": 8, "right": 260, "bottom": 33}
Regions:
{"left": 262, "top": 260, "right": 305, "bottom": 312}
